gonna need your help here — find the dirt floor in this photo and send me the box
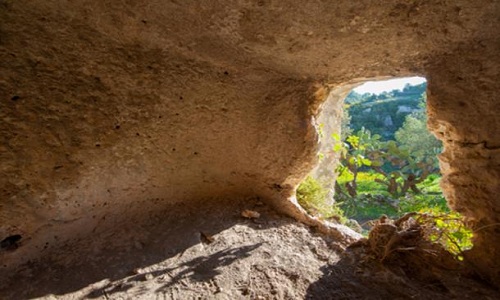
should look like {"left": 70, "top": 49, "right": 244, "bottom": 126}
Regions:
{"left": 0, "top": 198, "right": 498, "bottom": 300}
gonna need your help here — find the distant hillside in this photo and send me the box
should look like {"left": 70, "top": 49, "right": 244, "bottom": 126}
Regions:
{"left": 344, "top": 83, "right": 427, "bottom": 140}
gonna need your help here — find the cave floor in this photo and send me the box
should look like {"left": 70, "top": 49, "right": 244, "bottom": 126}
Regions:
{"left": 0, "top": 198, "right": 498, "bottom": 299}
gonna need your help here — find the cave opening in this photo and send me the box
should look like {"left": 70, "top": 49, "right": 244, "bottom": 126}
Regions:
{"left": 336, "top": 77, "right": 441, "bottom": 226}
{"left": 297, "top": 76, "right": 474, "bottom": 258}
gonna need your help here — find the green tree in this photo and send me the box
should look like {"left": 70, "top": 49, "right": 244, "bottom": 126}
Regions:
{"left": 333, "top": 128, "right": 379, "bottom": 198}
{"left": 368, "top": 140, "right": 438, "bottom": 197}
{"left": 344, "top": 82, "right": 427, "bottom": 141}
{"left": 334, "top": 126, "right": 441, "bottom": 200}
{"left": 395, "top": 111, "right": 442, "bottom": 163}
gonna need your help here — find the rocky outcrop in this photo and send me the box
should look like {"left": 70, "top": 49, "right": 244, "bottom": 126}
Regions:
{"left": 1, "top": 0, "right": 499, "bottom": 286}
{"left": 310, "top": 84, "right": 356, "bottom": 201}
{"left": 427, "top": 32, "right": 500, "bottom": 284}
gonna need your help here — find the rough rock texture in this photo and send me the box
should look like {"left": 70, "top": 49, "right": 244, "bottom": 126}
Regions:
{"left": 0, "top": 198, "right": 339, "bottom": 299}
{"left": 1, "top": 0, "right": 500, "bottom": 289}
{"left": 310, "top": 84, "right": 356, "bottom": 201}
{"left": 1, "top": 199, "right": 497, "bottom": 299}
{"left": 427, "top": 53, "right": 500, "bottom": 284}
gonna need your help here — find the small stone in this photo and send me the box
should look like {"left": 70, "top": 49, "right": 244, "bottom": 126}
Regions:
{"left": 132, "top": 268, "right": 141, "bottom": 275}
{"left": 241, "top": 209, "right": 260, "bottom": 219}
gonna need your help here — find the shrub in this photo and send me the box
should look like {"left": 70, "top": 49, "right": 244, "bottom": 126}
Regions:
{"left": 296, "top": 176, "right": 346, "bottom": 223}
{"left": 415, "top": 210, "right": 473, "bottom": 260}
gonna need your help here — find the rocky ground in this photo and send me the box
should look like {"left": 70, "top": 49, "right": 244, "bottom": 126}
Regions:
{"left": 1, "top": 198, "right": 498, "bottom": 299}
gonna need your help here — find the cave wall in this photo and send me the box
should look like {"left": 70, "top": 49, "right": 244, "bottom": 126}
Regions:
{"left": 426, "top": 19, "right": 500, "bottom": 282}
{"left": 1, "top": 0, "right": 499, "bottom": 284}
{"left": 310, "top": 84, "right": 357, "bottom": 202}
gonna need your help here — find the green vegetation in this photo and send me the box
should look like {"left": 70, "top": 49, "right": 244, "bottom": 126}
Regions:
{"left": 415, "top": 210, "right": 473, "bottom": 260}
{"left": 296, "top": 176, "right": 346, "bottom": 223}
{"left": 345, "top": 83, "right": 426, "bottom": 140}
{"left": 297, "top": 81, "right": 473, "bottom": 259}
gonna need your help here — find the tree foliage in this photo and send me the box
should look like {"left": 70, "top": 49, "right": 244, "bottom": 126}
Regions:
{"left": 395, "top": 113, "right": 442, "bottom": 163}
{"left": 344, "top": 83, "right": 427, "bottom": 140}
{"left": 334, "top": 126, "right": 441, "bottom": 200}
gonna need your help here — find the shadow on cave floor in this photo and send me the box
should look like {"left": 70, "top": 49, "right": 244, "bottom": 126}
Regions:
{"left": 306, "top": 236, "right": 500, "bottom": 300}
{"left": 2, "top": 197, "right": 498, "bottom": 299}
{"left": 85, "top": 243, "right": 263, "bottom": 299}
{"left": 0, "top": 198, "right": 264, "bottom": 298}
{"left": 0, "top": 197, "right": 341, "bottom": 299}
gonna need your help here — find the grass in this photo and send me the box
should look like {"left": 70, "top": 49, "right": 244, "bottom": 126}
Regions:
{"left": 337, "top": 171, "right": 449, "bottom": 220}
{"left": 296, "top": 176, "right": 346, "bottom": 223}
{"left": 297, "top": 172, "right": 473, "bottom": 257}
{"left": 334, "top": 171, "right": 473, "bottom": 256}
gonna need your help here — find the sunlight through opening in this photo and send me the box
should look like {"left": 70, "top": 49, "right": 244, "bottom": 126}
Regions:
{"left": 297, "top": 76, "right": 473, "bottom": 259}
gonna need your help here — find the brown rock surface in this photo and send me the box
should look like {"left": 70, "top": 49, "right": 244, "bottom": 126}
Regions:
{"left": 1, "top": 0, "right": 500, "bottom": 294}
{"left": 1, "top": 199, "right": 498, "bottom": 299}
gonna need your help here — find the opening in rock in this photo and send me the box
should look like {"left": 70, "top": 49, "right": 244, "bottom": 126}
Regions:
{"left": 298, "top": 77, "right": 474, "bottom": 259}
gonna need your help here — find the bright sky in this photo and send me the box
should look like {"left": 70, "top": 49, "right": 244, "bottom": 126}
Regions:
{"left": 353, "top": 76, "right": 426, "bottom": 95}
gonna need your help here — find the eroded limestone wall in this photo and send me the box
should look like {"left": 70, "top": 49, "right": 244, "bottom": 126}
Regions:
{"left": 1, "top": 0, "right": 499, "bottom": 284}
{"left": 310, "top": 84, "right": 358, "bottom": 202}
{"left": 426, "top": 21, "right": 500, "bottom": 283}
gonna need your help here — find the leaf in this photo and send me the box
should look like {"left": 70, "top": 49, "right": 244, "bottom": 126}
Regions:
{"left": 361, "top": 158, "right": 372, "bottom": 166}
{"left": 333, "top": 143, "right": 343, "bottom": 152}
{"left": 331, "top": 133, "right": 341, "bottom": 141}
{"left": 347, "top": 135, "right": 360, "bottom": 148}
